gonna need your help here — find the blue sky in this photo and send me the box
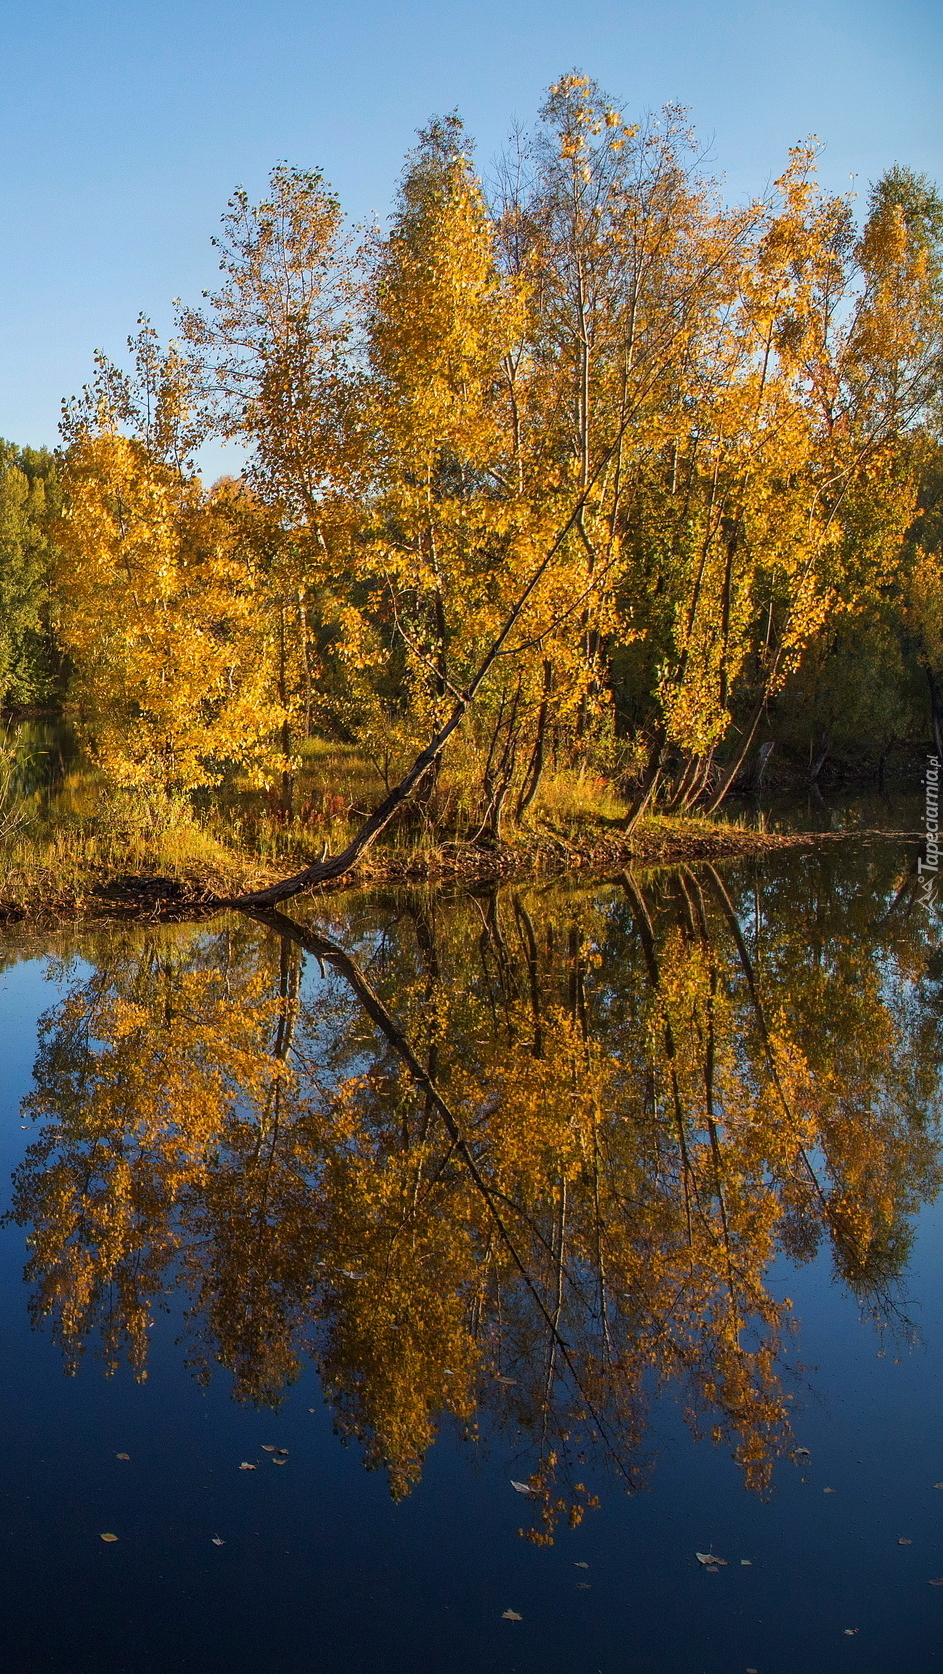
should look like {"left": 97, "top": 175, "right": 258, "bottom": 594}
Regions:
{"left": 1, "top": 0, "right": 940, "bottom": 456}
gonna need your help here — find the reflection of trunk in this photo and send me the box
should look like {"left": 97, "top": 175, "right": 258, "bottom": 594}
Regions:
{"left": 677, "top": 872, "right": 735, "bottom": 1298}
{"left": 620, "top": 874, "right": 695, "bottom": 1242}
{"left": 251, "top": 936, "right": 300, "bottom": 1237}
{"left": 242, "top": 902, "right": 627, "bottom": 1473}
{"left": 702, "top": 863, "right": 831, "bottom": 1221}
{"left": 512, "top": 895, "right": 543, "bottom": 1059}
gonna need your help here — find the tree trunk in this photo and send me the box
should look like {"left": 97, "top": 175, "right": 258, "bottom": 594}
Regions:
{"left": 514, "top": 660, "right": 552, "bottom": 823}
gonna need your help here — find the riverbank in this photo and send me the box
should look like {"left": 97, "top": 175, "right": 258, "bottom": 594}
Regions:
{"left": 0, "top": 813, "right": 923, "bottom": 927}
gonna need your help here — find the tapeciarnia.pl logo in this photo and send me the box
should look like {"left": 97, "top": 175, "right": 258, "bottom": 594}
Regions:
{"left": 918, "top": 755, "right": 939, "bottom": 910}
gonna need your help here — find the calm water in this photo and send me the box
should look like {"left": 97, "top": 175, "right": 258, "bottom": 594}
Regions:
{"left": 0, "top": 837, "right": 941, "bottom": 1673}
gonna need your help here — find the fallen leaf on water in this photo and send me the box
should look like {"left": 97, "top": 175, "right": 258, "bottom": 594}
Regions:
{"left": 934, "top": 1483, "right": 943, "bottom": 1490}
{"left": 494, "top": 1376, "right": 517, "bottom": 1386}
{"left": 844, "top": 1629, "right": 858, "bottom": 1636}
{"left": 276, "top": 1448, "right": 289, "bottom": 1456}
{"left": 899, "top": 1538, "right": 913, "bottom": 1546}
{"left": 928, "top": 1578, "right": 943, "bottom": 1587}
{"left": 261, "top": 1445, "right": 277, "bottom": 1453}
{"left": 577, "top": 1583, "right": 591, "bottom": 1589}
{"left": 308, "top": 1408, "right": 315, "bottom": 1413}
{"left": 823, "top": 1487, "right": 835, "bottom": 1494}
{"left": 511, "top": 1480, "right": 532, "bottom": 1495}
{"left": 574, "top": 1562, "right": 589, "bottom": 1569}
{"left": 115, "top": 1453, "right": 130, "bottom": 1461}
{"left": 100, "top": 1533, "right": 118, "bottom": 1543}
{"left": 501, "top": 1610, "right": 522, "bottom": 1621}
{"left": 741, "top": 1559, "right": 752, "bottom": 1566}
{"left": 794, "top": 1447, "right": 811, "bottom": 1456}
{"left": 238, "top": 1462, "right": 256, "bottom": 1471}
{"left": 696, "top": 1552, "right": 727, "bottom": 1566}
{"left": 272, "top": 1457, "right": 288, "bottom": 1465}
{"left": 211, "top": 1537, "right": 224, "bottom": 1547}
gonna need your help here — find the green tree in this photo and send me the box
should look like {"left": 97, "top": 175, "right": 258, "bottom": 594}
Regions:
{"left": 0, "top": 442, "right": 62, "bottom": 708}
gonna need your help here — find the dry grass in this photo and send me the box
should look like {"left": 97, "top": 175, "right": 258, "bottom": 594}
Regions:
{"left": 0, "top": 733, "right": 806, "bottom": 923}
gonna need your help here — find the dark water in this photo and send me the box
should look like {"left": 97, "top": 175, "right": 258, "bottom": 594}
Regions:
{"left": 0, "top": 838, "right": 941, "bottom": 1673}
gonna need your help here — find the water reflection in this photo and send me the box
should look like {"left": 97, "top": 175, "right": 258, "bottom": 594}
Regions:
{"left": 9, "top": 846, "right": 942, "bottom": 1541}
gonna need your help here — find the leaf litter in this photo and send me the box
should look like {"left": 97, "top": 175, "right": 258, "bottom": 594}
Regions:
{"left": 511, "top": 1480, "right": 532, "bottom": 1495}
{"left": 502, "top": 1610, "right": 522, "bottom": 1621}
{"left": 100, "top": 1533, "right": 118, "bottom": 1543}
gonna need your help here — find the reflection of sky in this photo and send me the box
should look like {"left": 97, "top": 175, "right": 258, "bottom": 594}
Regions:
{"left": 0, "top": 0, "right": 940, "bottom": 472}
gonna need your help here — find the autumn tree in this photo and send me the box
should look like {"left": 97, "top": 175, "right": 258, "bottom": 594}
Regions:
{"left": 56, "top": 329, "right": 287, "bottom": 796}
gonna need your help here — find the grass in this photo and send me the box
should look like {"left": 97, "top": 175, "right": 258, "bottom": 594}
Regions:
{"left": 0, "top": 735, "right": 820, "bottom": 923}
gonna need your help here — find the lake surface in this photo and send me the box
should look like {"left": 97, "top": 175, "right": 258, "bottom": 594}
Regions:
{"left": 0, "top": 835, "right": 941, "bottom": 1673}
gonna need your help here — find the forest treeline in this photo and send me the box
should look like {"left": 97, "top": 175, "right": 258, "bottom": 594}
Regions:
{"left": 5, "top": 74, "right": 943, "bottom": 832}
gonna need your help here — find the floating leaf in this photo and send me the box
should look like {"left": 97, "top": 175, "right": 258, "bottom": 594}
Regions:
{"left": 794, "top": 1447, "right": 811, "bottom": 1456}
{"left": 899, "top": 1538, "right": 913, "bottom": 1546}
{"left": 823, "top": 1487, "right": 835, "bottom": 1494}
{"left": 501, "top": 1610, "right": 522, "bottom": 1621}
{"left": 574, "top": 1562, "right": 589, "bottom": 1569}
{"left": 844, "top": 1628, "right": 858, "bottom": 1636}
{"left": 494, "top": 1376, "right": 517, "bottom": 1386}
{"left": 261, "top": 1445, "right": 277, "bottom": 1453}
{"left": 577, "top": 1582, "right": 591, "bottom": 1589}
{"left": 741, "top": 1559, "right": 752, "bottom": 1566}
{"left": 272, "top": 1456, "right": 288, "bottom": 1465}
{"left": 928, "top": 1578, "right": 943, "bottom": 1587}
{"left": 115, "top": 1453, "right": 130, "bottom": 1461}
{"left": 934, "top": 1483, "right": 943, "bottom": 1490}
{"left": 276, "top": 1448, "right": 289, "bottom": 1456}
{"left": 100, "top": 1533, "right": 118, "bottom": 1543}
{"left": 511, "top": 1480, "right": 531, "bottom": 1495}
{"left": 211, "top": 1537, "right": 225, "bottom": 1546}
{"left": 696, "top": 1552, "right": 727, "bottom": 1566}
{"left": 238, "top": 1462, "right": 256, "bottom": 1471}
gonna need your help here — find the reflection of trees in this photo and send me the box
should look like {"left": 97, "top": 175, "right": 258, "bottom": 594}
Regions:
{"left": 8, "top": 848, "right": 942, "bottom": 1536}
